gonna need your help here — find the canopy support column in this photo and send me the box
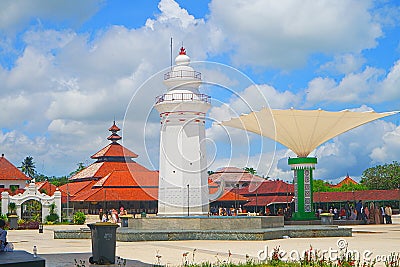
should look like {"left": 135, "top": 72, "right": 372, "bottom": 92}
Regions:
{"left": 288, "top": 157, "right": 317, "bottom": 220}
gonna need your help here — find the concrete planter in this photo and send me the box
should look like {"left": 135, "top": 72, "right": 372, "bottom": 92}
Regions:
{"left": 119, "top": 215, "right": 133, "bottom": 227}
{"left": 8, "top": 214, "right": 18, "bottom": 230}
{"left": 320, "top": 213, "right": 334, "bottom": 225}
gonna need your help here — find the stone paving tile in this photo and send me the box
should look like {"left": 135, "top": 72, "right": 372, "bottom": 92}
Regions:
{"left": 5, "top": 216, "right": 400, "bottom": 266}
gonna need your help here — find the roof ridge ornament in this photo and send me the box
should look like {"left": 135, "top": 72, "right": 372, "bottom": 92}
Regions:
{"left": 107, "top": 121, "right": 122, "bottom": 143}
{"left": 179, "top": 46, "right": 186, "bottom": 55}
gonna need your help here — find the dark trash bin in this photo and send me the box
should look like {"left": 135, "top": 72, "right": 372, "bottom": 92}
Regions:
{"left": 141, "top": 211, "right": 146, "bottom": 218}
{"left": 8, "top": 215, "right": 18, "bottom": 230}
{"left": 87, "top": 222, "right": 119, "bottom": 264}
{"left": 119, "top": 215, "right": 132, "bottom": 227}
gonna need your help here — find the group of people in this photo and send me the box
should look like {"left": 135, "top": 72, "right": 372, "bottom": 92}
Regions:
{"left": 98, "top": 207, "right": 128, "bottom": 223}
{"left": 318, "top": 201, "right": 393, "bottom": 224}
{"left": 209, "top": 206, "right": 246, "bottom": 216}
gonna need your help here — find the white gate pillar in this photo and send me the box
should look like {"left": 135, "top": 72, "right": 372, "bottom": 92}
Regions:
{"left": 16, "top": 203, "right": 22, "bottom": 219}
{"left": 54, "top": 190, "right": 62, "bottom": 222}
{"left": 1, "top": 192, "right": 9, "bottom": 215}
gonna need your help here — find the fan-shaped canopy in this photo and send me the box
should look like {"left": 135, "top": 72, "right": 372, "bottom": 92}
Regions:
{"left": 221, "top": 108, "right": 397, "bottom": 157}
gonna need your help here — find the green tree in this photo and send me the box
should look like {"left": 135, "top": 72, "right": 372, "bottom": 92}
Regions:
{"left": 335, "top": 183, "right": 367, "bottom": 192}
{"left": 360, "top": 161, "right": 400, "bottom": 190}
{"left": 49, "top": 176, "right": 69, "bottom": 187}
{"left": 69, "top": 162, "right": 86, "bottom": 177}
{"left": 312, "top": 179, "right": 332, "bottom": 192}
{"left": 33, "top": 173, "right": 48, "bottom": 182}
{"left": 19, "top": 156, "right": 36, "bottom": 178}
{"left": 244, "top": 167, "right": 257, "bottom": 175}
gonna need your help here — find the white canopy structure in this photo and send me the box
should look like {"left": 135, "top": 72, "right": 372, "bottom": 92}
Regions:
{"left": 221, "top": 108, "right": 397, "bottom": 157}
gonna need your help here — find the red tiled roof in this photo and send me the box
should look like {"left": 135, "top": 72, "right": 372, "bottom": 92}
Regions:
{"left": 70, "top": 161, "right": 151, "bottom": 181}
{"left": 313, "top": 189, "right": 400, "bottom": 202}
{"left": 244, "top": 195, "right": 294, "bottom": 206}
{"left": 217, "top": 190, "right": 248, "bottom": 202}
{"left": 93, "top": 170, "right": 158, "bottom": 187}
{"left": 0, "top": 156, "right": 31, "bottom": 181}
{"left": 209, "top": 167, "right": 265, "bottom": 184}
{"left": 0, "top": 188, "right": 25, "bottom": 195}
{"left": 107, "top": 133, "right": 122, "bottom": 142}
{"left": 108, "top": 123, "right": 121, "bottom": 132}
{"left": 72, "top": 187, "right": 158, "bottom": 202}
{"left": 59, "top": 180, "right": 96, "bottom": 197}
{"left": 209, "top": 181, "right": 248, "bottom": 201}
{"left": 331, "top": 175, "right": 358, "bottom": 188}
{"left": 36, "top": 181, "right": 58, "bottom": 196}
{"left": 239, "top": 180, "right": 294, "bottom": 195}
{"left": 91, "top": 143, "right": 138, "bottom": 159}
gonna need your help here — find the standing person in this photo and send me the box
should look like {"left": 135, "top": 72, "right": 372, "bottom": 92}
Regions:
{"left": 98, "top": 208, "right": 103, "bottom": 222}
{"left": 355, "top": 200, "right": 363, "bottom": 220}
{"left": 374, "top": 204, "right": 381, "bottom": 224}
{"left": 344, "top": 201, "right": 351, "bottom": 220}
{"left": 363, "top": 204, "right": 369, "bottom": 224}
{"left": 384, "top": 205, "right": 392, "bottom": 224}
{"left": 333, "top": 207, "right": 339, "bottom": 220}
{"left": 380, "top": 206, "right": 385, "bottom": 224}
{"left": 369, "top": 202, "right": 375, "bottom": 224}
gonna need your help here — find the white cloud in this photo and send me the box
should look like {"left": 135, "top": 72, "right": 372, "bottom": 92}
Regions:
{"left": 311, "top": 118, "right": 398, "bottom": 180}
{"left": 0, "top": 0, "right": 102, "bottom": 35}
{"left": 209, "top": 0, "right": 382, "bottom": 68}
{"left": 306, "top": 59, "right": 400, "bottom": 106}
{"left": 305, "top": 66, "right": 383, "bottom": 105}
{"left": 320, "top": 54, "right": 366, "bottom": 75}
{"left": 370, "top": 125, "right": 400, "bottom": 163}
{"left": 376, "top": 60, "right": 400, "bottom": 101}
{"left": 146, "top": 0, "right": 200, "bottom": 29}
{"left": 209, "top": 83, "right": 299, "bottom": 123}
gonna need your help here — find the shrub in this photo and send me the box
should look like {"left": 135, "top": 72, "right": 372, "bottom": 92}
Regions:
{"left": 8, "top": 202, "right": 16, "bottom": 214}
{"left": 46, "top": 213, "right": 59, "bottom": 223}
{"left": 73, "top": 211, "right": 86, "bottom": 225}
{"left": 0, "top": 214, "right": 8, "bottom": 222}
{"left": 18, "top": 220, "right": 39, "bottom": 229}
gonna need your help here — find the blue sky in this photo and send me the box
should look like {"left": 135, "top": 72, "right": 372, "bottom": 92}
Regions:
{"left": 1, "top": 0, "right": 400, "bottom": 182}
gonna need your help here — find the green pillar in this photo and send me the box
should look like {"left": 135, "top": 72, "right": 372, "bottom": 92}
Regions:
{"left": 288, "top": 157, "right": 317, "bottom": 220}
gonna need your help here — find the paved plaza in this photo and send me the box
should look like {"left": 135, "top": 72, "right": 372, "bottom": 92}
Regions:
{"left": 5, "top": 216, "right": 400, "bottom": 266}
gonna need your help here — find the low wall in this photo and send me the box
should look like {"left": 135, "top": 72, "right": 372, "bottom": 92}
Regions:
{"left": 127, "top": 216, "right": 283, "bottom": 230}
{"left": 54, "top": 225, "right": 352, "bottom": 241}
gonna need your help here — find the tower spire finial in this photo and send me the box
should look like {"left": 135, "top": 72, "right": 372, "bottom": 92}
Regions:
{"left": 108, "top": 121, "right": 122, "bottom": 143}
{"left": 179, "top": 46, "right": 186, "bottom": 55}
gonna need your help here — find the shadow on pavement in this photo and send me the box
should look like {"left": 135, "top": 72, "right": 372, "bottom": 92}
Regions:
{"left": 40, "top": 252, "right": 152, "bottom": 267}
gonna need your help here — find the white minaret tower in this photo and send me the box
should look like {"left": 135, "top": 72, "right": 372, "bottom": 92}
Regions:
{"left": 155, "top": 47, "right": 211, "bottom": 216}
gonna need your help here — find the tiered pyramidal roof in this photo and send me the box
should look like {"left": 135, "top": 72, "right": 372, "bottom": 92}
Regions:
{"left": 62, "top": 122, "right": 159, "bottom": 202}
{"left": 70, "top": 122, "right": 145, "bottom": 182}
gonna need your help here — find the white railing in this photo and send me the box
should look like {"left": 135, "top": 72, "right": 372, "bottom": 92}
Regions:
{"left": 164, "top": 70, "right": 201, "bottom": 80}
{"left": 155, "top": 93, "right": 210, "bottom": 104}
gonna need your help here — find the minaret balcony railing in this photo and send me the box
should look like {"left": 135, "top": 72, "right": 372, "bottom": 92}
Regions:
{"left": 156, "top": 93, "right": 211, "bottom": 104}
{"left": 164, "top": 70, "right": 201, "bottom": 80}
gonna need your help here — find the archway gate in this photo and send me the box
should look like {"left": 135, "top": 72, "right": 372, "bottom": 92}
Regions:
{"left": 1, "top": 181, "right": 62, "bottom": 223}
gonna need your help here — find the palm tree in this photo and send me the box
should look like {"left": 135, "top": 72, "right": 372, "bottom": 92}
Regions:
{"left": 244, "top": 167, "right": 257, "bottom": 175}
{"left": 69, "top": 162, "right": 86, "bottom": 177}
{"left": 20, "top": 156, "right": 36, "bottom": 178}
